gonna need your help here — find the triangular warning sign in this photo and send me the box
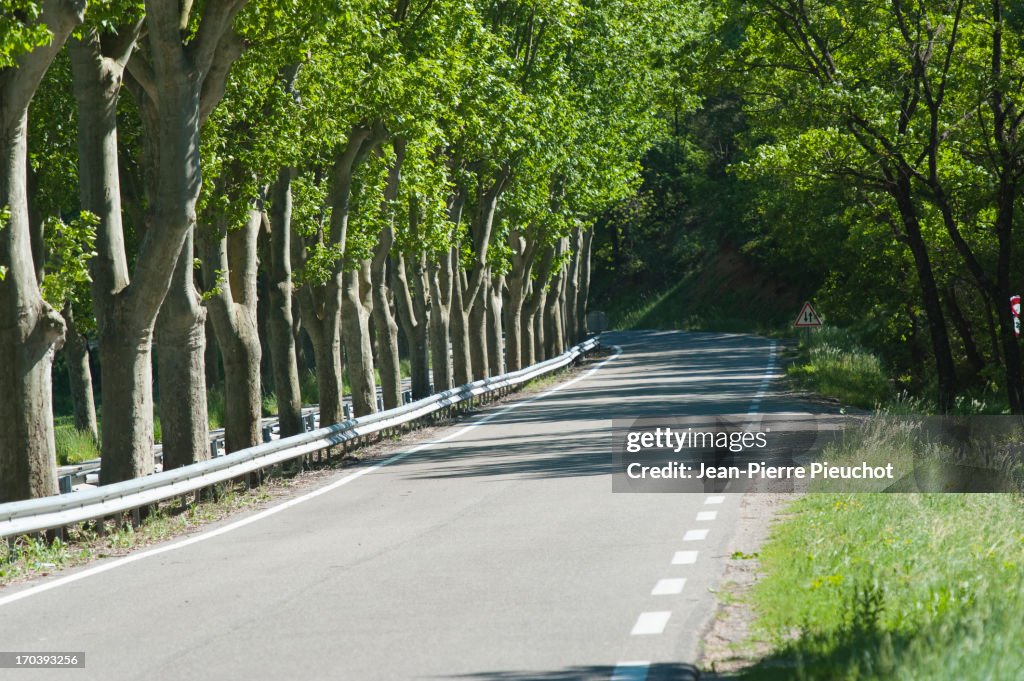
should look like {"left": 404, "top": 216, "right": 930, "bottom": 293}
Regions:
{"left": 794, "top": 301, "right": 822, "bottom": 328}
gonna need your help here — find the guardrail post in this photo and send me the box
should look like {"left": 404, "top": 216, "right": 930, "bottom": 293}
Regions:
{"left": 58, "top": 475, "right": 72, "bottom": 494}
{"left": 376, "top": 396, "right": 384, "bottom": 412}
{"left": 344, "top": 404, "right": 353, "bottom": 419}
{"left": 210, "top": 440, "right": 219, "bottom": 458}
{"left": 262, "top": 426, "right": 272, "bottom": 443}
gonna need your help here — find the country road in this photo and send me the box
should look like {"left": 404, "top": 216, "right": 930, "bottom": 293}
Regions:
{"left": 0, "top": 330, "right": 791, "bottom": 681}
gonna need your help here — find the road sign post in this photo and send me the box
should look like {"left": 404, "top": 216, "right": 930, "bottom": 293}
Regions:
{"left": 794, "top": 301, "right": 822, "bottom": 344}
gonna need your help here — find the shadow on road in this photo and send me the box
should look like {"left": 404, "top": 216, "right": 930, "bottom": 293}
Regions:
{"left": 388, "top": 330, "right": 787, "bottom": 482}
{"left": 446, "top": 662, "right": 699, "bottom": 680}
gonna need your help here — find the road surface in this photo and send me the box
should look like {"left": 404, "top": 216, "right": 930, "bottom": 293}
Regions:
{"left": 0, "top": 330, "right": 786, "bottom": 681}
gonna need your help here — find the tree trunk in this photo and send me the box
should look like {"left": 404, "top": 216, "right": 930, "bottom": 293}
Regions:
{"left": 534, "top": 288, "right": 547, "bottom": 361}
{"left": 393, "top": 253, "right": 431, "bottom": 399}
{"left": 61, "top": 304, "right": 98, "bottom": 441}
{"left": 298, "top": 284, "right": 344, "bottom": 425}
{"left": 576, "top": 228, "right": 593, "bottom": 340}
{"left": 0, "top": 1, "right": 84, "bottom": 501}
{"left": 944, "top": 286, "right": 986, "bottom": 376}
{"left": 427, "top": 253, "right": 453, "bottom": 392}
{"left": 370, "top": 142, "right": 404, "bottom": 409}
{"left": 521, "top": 244, "right": 555, "bottom": 366}
{"left": 342, "top": 263, "right": 377, "bottom": 415}
{"left": 469, "top": 275, "right": 489, "bottom": 380}
{"left": 451, "top": 254, "right": 472, "bottom": 386}
{"left": 487, "top": 274, "right": 505, "bottom": 375}
{"left": 266, "top": 168, "right": 302, "bottom": 436}
{"left": 565, "top": 226, "right": 582, "bottom": 346}
{"left": 156, "top": 233, "right": 209, "bottom": 470}
{"left": 203, "top": 207, "right": 262, "bottom": 452}
{"left": 0, "top": 113, "right": 65, "bottom": 500}
{"left": 544, "top": 260, "right": 566, "bottom": 358}
{"left": 891, "top": 175, "right": 957, "bottom": 412}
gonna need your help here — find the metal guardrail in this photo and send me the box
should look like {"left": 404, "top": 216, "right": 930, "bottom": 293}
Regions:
{"left": 0, "top": 338, "right": 599, "bottom": 539}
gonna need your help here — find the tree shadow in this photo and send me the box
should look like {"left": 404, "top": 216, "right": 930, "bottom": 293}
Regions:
{"left": 445, "top": 661, "right": 699, "bottom": 680}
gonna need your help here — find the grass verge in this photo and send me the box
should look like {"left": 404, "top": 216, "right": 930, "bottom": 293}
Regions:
{"left": 737, "top": 491, "right": 1024, "bottom": 680}
{"left": 786, "top": 327, "right": 890, "bottom": 409}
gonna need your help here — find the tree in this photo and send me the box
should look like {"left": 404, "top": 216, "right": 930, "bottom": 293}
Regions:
{"left": 0, "top": 0, "right": 84, "bottom": 501}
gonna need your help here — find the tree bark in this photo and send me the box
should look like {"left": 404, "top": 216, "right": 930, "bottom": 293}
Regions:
{"left": 265, "top": 168, "right": 302, "bottom": 437}
{"left": 565, "top": 226, "right": 582, "bottom": 346}
{"left": 891, "top": 174, "right": 957, "bottom": 412}
{"left": 393, "top": 252, "right": 431, "bottom": 399}
{"left": 504, "top": 226, "right": 539, "bottom": 371}
{"left": 341, "top": 262, "right": 376, "bottom": 415}
{"left": 544, "top": 249, "right": 567, "bottom": 359}
{"left": 576, "top": 228, "right": 593, "bottom": 340}
{"left": 521, "top": 244, "right": 555, "bottom": 367}
{"left": 451, "top": 253, "right": 472, "bottom": 386}
{"left": 297, "top": 285, "right": 344, "bottom": 425}
{"left": 61, "top": 304, "right": 98, "bottom": 441}
{"left": 156, "top": 232, "right": 209, "bottom": 470}
{"left": 944, "top": 285, "right": 986, "bottom": 376}
{"left": 0, "top": 0, "right": 84, "bottom": 501}
{"left": 487, "top": 274, "right": 505, "bottom": 375}
{"left": 203, "top": 207, "right": 262, "bottom": 452}
{"left": 427, "top": 252, "right": 453, "bottom": 392}
{"left": 469, "top": 276, "right": 489, "bottom": 380}
{"left": 370, "top": 142, "right": 404, "bottom": 409}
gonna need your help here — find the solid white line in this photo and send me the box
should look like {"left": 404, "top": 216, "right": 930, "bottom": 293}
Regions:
{"left": 651, "top": 578, "right": 686, "bottom": 595}
{"left": 630, "top": 611, "right": 672, "bottom": 635}
{"left": 683, "top": 529, "right": 709, "bottom": 542}
{"left": 696, "top": 511, "right": 718, "bottom": 521}
{"left": 0, "top": 345, "right": 624, "bottom": 609}
{"left": 672, "top": 550, "right": 699, "bottom": 565}
{"left": 705, "top": 495, "right": 725, "bottom": 505}
{"left": 611, "top": 661, "right": 650, "bottom": 681}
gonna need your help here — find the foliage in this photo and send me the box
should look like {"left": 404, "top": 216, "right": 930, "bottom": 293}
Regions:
{"left": 743, "top": 492, "right": 1024, "bottom": 680}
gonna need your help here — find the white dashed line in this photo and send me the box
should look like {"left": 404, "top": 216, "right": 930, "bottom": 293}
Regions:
{"left": 631, "top": 611, "right": 672, "bottom": 635}
{"left": 696, "top": 510, "right": 718, "bottom": 521}
{"left": 611, "top": 661, "right": 650, "bottom": 681}
{"left": 672, "top": 550, "right": 699, "bottom": 565}
{"left": 651, "top": 578, "right": 686, "bottom": 595}
{"left": 683, "top": 529, "right": 709, "bottom": 542}
{"left": 705, "top": 495, "right": 725, "bottom": 505}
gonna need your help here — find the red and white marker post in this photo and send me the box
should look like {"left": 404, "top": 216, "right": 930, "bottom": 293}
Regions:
{"left": 1012, "top": 295, "right": 1021, "bottom": 338}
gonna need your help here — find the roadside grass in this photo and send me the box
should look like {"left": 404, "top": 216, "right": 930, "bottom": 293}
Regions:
{"left": 738, "top": 491, "right": 1024, "bottom": 680}
{"left": 720, "top": 326, "right": 1024, "bottom": 679}
{"left": 786, "top": 327, "right": 890, "bottom": 409}
{"left": 53, "top": 416, "right": 100, "bottom": 466}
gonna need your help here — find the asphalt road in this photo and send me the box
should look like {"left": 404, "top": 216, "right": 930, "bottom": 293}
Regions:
{"left": 0, "top": 330, "right": 784, "bottom": 681}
